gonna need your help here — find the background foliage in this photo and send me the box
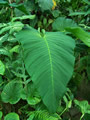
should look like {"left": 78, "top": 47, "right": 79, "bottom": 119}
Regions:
{"left": 0, "top": 0, "right": 90, "bottom": 120}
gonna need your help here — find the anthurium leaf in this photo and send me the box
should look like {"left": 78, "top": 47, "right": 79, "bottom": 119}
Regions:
{"left": 66, "top": 27, "right": 90, "bottom": 47}
{"left": 1, "top": 81, "right": 23, "bottom": 104}
{"left": 16, "top": 27, "right": 75, "bottom": 112}
{"left": 4, "top": 113, "right": 20, "bottom": 120}
{"left": 52, "top": 17, "right": 77, "bottom": 32}
{"left": 38, "top": 0, "right": 53, "bottom": 11}
{"left": 0, "top": 60, "right": 5, "bottom": 75}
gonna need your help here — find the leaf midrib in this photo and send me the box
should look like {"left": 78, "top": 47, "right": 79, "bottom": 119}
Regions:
{"left": 43, "top": 36, "right": 54, "bottom": 95}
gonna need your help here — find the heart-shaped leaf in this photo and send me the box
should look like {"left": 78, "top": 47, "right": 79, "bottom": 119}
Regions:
{"left": 4, "top": 113, "right": 20, "bottom": 120}
{"left": 1, "top": 81, "right": 23, "bottom": 104}
{"left": 16, "top": 27, "right": 75, "bottom": 112}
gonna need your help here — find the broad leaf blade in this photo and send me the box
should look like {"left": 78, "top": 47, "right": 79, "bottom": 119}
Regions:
{"left": 16, "top": 28, "right": 75, "bottom": 112}
{"left": 66, "top": 27, "right": 90, "bottom": 47}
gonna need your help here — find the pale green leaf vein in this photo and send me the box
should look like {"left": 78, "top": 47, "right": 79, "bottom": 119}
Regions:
{"left": 43, "top": 36, "right": 54, "bottom": 95}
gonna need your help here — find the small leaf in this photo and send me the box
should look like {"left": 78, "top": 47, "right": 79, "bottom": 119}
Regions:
{"left": 38, "top": 0, "right": 53, "bottom": 11}
{"left": 1, "top": 81, "right": 23, "bottom": 104}
{"left": 21, "top": 82, "right": 41, "bottom": 105}
{"left": 0, "top": 48, "right": 11, "bottom": 57}
{"left": 74, "top": 100, "right": 90, "bottom": 114}
{"left": 0, "top": 111, "right": 3, "bottom": 119}
{"left": 0, "top": 60, "right": 5, "bottom": 75}
{"left": 9, "top": 45, "right": 20, "bottom": 53}
{"left": 27, "top": 114, "right": 35, "bottom": 120}
{"left": 52, "top": 17, "right": 77, "bottom": 32}
{"left": 11, "top": 15, "right": 35, "bottom": 22}
{"left": 27, "top": 97, "right": 41, "bottom": 105}
{"left": 4, "top": 113, "right": 20, "bottom": 120}
{"left": 69, "top": 12, "right": 86, "bottom": 16}
{"left": 51, "top": 10, "right": 60, "bottom": 18}
{"left": 9, "top": 3, "right": 29, "bottom": 14}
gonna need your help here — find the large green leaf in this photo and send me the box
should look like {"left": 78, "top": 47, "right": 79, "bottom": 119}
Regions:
{"left": 16, "top": 27, "right": 75, "bottom": 112}
{"left": 38, "top": 0, "right": 53, "bottom": 11}
{"left": 1, "top": 81, "right": 23, "bottom": 104}
{"left": 66, "top": 27, "right": 90, "bottom": 47}
{"left": 52, "top": 17, "right": 90, "bottom": 47}
{"left": 4, "top": 113, "right": 20, "bottom": 120}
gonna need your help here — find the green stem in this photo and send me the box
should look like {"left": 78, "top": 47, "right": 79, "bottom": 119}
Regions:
{"left": 80, "top": 114, "right": 84, "bottom": 120}
{"left": 60, "top": 107, "right": 67, "bottom": 116}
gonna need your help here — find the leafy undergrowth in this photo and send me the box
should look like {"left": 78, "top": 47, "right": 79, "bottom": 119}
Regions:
{"left": 0, "top": 0, "right": 90, "bottom": 120}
